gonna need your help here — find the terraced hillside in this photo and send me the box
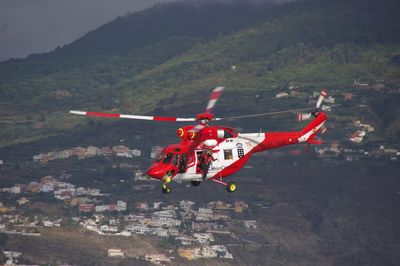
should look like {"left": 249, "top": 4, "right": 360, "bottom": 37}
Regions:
{"left": 0, "top": 0, "right": 399, "bottom": 147}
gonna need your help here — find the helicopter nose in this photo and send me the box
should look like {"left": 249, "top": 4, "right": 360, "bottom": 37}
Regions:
{"left": 146, "top": 166, "right": 164, "bottom": 179}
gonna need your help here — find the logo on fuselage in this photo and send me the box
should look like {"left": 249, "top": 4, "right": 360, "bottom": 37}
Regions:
{"left": 209, "top": 165, "right": 225, "bottom": 172}
{"left": 236, "top": 143, "right": 245, "bottom": 158}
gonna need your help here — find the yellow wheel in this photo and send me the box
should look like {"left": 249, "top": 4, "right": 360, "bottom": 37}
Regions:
{"left": 226, "top": 182, "right": 237, "bottom": 193}
{"left": 162, "top": 187, "right": 171, "bottom": 194}
{"left": 162, "top": 172, "right": 173, "bottom": 193}
{"left": 164, "top": 175, "right": 171, "bottom": 183}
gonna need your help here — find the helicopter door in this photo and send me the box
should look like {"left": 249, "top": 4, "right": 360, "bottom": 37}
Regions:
{"left": 195, "top": 151, "right": 203, "bottom": 174}
{"left": 177, "top": 154, "right": 187, "bottom": 173}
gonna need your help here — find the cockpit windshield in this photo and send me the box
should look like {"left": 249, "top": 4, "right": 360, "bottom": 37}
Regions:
{"left": 162, "top": 153, "right": 174, "bottom": 164}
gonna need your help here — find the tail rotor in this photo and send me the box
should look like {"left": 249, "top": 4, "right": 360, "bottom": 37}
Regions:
{"left": 297, "top": 90, "right": 328, "bottom": 122}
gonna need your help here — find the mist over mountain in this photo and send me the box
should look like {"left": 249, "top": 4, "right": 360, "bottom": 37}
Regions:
{"left": 0, "top": 0, "right": 181, "bottom": 61}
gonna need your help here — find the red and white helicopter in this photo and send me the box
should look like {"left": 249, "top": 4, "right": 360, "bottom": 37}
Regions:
{"left": 70, "top": 87, "right": 328, "bottom": 193}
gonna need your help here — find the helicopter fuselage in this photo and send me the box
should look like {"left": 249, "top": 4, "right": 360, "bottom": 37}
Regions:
{"left": 70, "top": 87, "right": 329, "bottom": 193}
{"left": 146, "top": 111, "right": 327, "bottom": 183}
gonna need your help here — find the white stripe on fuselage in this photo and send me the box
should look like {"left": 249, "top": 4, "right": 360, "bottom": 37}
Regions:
{"left": 174, "top": 133, "right": 266, "bottom": 182}
{"left": 297, "top": 121, "right": 325, "bottom": 143}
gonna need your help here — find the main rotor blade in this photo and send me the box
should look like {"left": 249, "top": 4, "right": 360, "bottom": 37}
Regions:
{"left": 217, "top": 104, "right": 342, "bottom": 121}
{"left": 316, "top": 90, "right": 328, "bottom": 108}
{"left": 70, "top": 110, "right": 196, "bottom": 122}
{"left": 205, "top": 86, "right": 224, "bottom": 114}
{"left": 216, "top": 107, "right": 316, "bottom": 120}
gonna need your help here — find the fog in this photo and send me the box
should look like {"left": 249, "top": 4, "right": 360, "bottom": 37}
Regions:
{"left": 0, "top": 0, "right": 295, "bottom": 62}
{"left": 0, "top": 0, "right": 177, "bottom": 61}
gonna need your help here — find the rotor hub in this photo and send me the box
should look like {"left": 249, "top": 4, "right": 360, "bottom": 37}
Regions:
{"left": 196, "top": 113, "right": 214, "bottom": 121}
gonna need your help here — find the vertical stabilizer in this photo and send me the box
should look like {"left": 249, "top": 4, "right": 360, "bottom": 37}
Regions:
{"left": 298, "top": 112, "right": 328, "bottom": 144}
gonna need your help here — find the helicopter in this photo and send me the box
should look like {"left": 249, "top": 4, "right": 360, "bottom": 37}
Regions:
{"left": 70, "top": 87, "right": 329, "bottom": 194}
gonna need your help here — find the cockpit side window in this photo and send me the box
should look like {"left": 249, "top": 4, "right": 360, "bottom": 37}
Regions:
{"left": 173, "top": 154, "right": 179, "bottom": 166}
{"left": 224, "top": 130, "right": 233, "bottom": 138}
{"left": 162, "top": 153, "right": 174, "bottom": 164}
{"left": 178, "top": 154, "right": 187, "bottom": 173}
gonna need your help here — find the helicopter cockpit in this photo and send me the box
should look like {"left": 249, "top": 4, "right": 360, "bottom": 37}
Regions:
{"left": 156, "top": 151, "right": 186, "bottom": 173}
{"left": 147, "top": 145, "right": 187, "bottom": 179}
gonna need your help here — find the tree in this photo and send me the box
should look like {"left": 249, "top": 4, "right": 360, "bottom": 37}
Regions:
{"left": 0, "top": 233, "right": 9, "bottom": 264}
{"left": 0, "top": 233, "right": 8, "bottom": 247}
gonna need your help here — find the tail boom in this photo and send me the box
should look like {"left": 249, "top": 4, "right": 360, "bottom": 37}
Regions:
{"left": 249, "top": 112, "right": 328, "bottom": 153}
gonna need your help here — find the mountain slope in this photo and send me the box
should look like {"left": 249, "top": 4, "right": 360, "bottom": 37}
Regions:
{"left": 0, "top": 0, "right": 286, "bottom": 87}
{"left": 0, "top": 0, "right": 399, "bottom": 147}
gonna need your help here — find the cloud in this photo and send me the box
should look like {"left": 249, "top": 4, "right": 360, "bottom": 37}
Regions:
{"left": 0, "top": 0, "right": 295, "bottom": 61}
{"left": 0, "top": 0, "right": 176, "bottom": 61}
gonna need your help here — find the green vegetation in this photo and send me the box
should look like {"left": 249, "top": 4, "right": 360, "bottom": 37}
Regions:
{"left": 0, "top": 233, "right": 8, "bottom": 247}
{"left": 0, "top": 0, "right": 399, "bottom": 147}
{"left": 0, "top": 233, "right": 8, "bottom": 264}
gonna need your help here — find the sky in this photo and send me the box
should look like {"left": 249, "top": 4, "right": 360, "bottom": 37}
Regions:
{"left": 0, "top": 0, "right": 177, "bottom": 62}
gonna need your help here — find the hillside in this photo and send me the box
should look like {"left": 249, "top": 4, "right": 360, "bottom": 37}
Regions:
{"left": 1, "top": 1, "right": 400, "bottom": 265}
{"left": 0, "top": 0, "right": 400, "bottom": 147}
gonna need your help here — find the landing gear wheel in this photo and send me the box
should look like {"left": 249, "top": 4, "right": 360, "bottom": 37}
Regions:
{"left": 191, "top": 181, "right": 201, "bottom": 187}
{"left": 226, "top": 181, "right": 237, "bottom": 193}
{"left": 162, "top": 186, "right": 171, "bottom": 194}
{"left": 161, "top": 171, "right": 173, "bottom": 194}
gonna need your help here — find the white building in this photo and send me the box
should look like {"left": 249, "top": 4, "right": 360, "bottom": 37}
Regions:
{"left": 180, "top": 200, "right": 195, "bottom": 210}
{"left": 131, "top": 149, "right": 142, "bottom": 157}
{"left": 144, "top": 254, "right": 170, "bottom": 264}
{"left": 117, "top": 152, "right": 133, "bottom": 158}
{"left": 195, "top": 246, "right": 217, "bottom": 258}
{"left": 41, "top": 184, "right": 54, "bottom": 192}
{"left": 243, "top": 220, "right": 257, "bottom": 229}
{"left": 10, "top": 186, "right": 21, "bottom": 194}
{"left": 108, "top": 248, "right": 124, "bottom": 258}
{"left": 152, "top": 210, "right": 176, "bottom": 218}
{"left": 176, "top": 235, "right": 196, "bottom": 246}
{"left": 153, "top": 202, "right": 162, "bottom": 209}
{"left": 198, "top": 207, "right": 213, "bottom": 214}
{"left": 155, "top": 228, "right": 169, "bottom": 237}
{"left": 86, "top": 146, "right": 99, "bottom": 156}
{"left": 101, "top": 225, "right": 118, "bottom": 233}
{"left": 33, "top": 154, "right": 44, "bottom": 161}
{"left": 168, "top": 228, "right": 179, "bottom": 236}
{"left": 156, "top": 217, "right": 181, "bottom": 227}
{"left": 132, "top": 224, "right": 151, "bottom": 234}
{"left": 95, "top": 205, "right": 109, "bottom": 212}
{"left": 276, "top": 92, "right": 289, "bottom": 98}
{"left": 194, "top": 233, "right": 214, "bottom": 244}
{"left": 211, "top": 245, "right": 233, "bottom": 259}
{"left": 119, "top": 230, "right": 132, "bottom": 237}
{"left": 117, "top": 200, "right": 127, "bottom": 211}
